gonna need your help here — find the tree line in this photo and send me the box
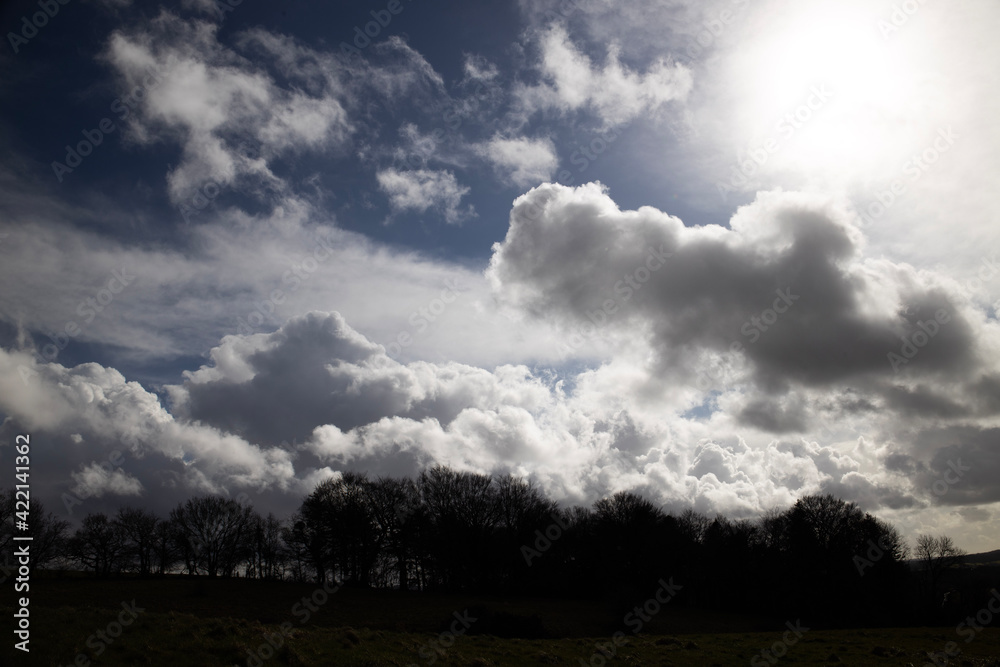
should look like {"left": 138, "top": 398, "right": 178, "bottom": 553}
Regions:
{"left": 0, "top": 468, "right": 978, "bottom": 626}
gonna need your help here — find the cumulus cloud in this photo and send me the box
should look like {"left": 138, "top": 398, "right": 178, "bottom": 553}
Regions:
{"left": 2, "top": 0, "right": 997, "bottom": 559}
{"left": 3, "top": 286, "right": 996, "bottom": 540}
{"left": 0, "top": 346, "right": 313, "bottom": 519}
{"left": 476, "top": 135, "right": 559, "bottom": 188}
{"left": 478, "top": 182, "right": 1000, "bottom": 519}
{"left": 4, "top": 173, "right": 999, "bottom": 533}
{"left": 153, "top": 310, "right": 943, "bottom": 517}
{"left": 376, "top": 168, "right": 474, "bottom": 224}
{"left": 516, "top": 25, "right": 693, "bottom": 127}
{"left": 487, "top": 183, "right": 993, "bottom": 403}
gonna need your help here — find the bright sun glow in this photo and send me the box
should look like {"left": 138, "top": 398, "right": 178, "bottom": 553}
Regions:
{"left": 725, "top": 1, "right": 943, "bottom": 185}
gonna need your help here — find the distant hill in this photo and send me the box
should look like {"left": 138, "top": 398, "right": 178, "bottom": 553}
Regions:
{"left": 907, "top": 548, "right": 1000, "bottom": 567}
{"left": 961, "top": 549, "right": 1000, "bottom": 566}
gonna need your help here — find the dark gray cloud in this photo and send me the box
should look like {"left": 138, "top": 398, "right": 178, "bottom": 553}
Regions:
{"left": 486, "top": 184, "right": 990, "bottom": 427}
{"left": 912, "top": 427, "right": 1000, "bottom": 507}
{"left": 737, "top": 396, "right": 811, "bottom": 434}
{"left": 171, "top": 312, "right": 512, "bottom": 447}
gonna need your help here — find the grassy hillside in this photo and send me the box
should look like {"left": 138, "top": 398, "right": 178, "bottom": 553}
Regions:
{"left": 2, "top": 574, "right": 999, "bottom": 666}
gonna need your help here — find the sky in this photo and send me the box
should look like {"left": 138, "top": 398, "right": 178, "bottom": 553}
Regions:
{"left": 1, "top": 0, "right": 998, "bottom": 552}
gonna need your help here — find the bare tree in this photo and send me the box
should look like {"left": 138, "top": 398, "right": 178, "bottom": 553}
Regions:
{"left": 788, "top": 494, "right": 866, "bottom": 553}
{"left": 246, "top": 512, "right": 285, "bottom": 580}
{"left": 169, "top": 496, "right": 255, "bottom": 577}
{"left": 281, "top": 513, "right": 317, "bottom": 583}
{"left": 152, "top": 519, "right": 180, "bottom": 575}
{"left": 23, "top": 497, "right": 69, "bottom": 570}
{"left": 366, "top": 476, "right": 421, "bottom": 590}
{"left": 418, "top": 466, "right": 500, "bottom": 590}
{"left": 870, "top": 517, "right": 909, "bottom": 562}
{"left": 114, "top": 506, "right": 159, "bottom": 576}
{"left": 68, "top": 513, "right": 124, "bottom": 577}
{"left": 916, "top": 534, "right": 966, "bottom": 605}
{"left": 756, "top": 507, "right": 789, "bottom": 551}
{"left": 677, "top": 508, "right": 711, "bottom": 544}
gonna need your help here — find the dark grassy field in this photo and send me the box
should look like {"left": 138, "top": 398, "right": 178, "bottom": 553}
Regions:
{"left": 3, "top": 573, "right": 999, "bottom": 666}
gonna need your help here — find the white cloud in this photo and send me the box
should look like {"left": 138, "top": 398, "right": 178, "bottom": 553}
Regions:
{"left": 376, "top": 168, "right": 474, "bottom": 224}
{"left": 0, "top": 179, "right": 562, "bottom": 373}
{"left": 516, "top": 25, "right": 693, "bottom": 127}
{"left": 3, "top": 285, "right": 997, "bottom": 548}
{"left": 162, "top": 310, "right": 869, "bottom": 510}
{"left": 3, "top": 0, "right": 999, "bottom": 554}
{"left": 103, "top": 13, "right": 352, "bottom": 205}
{"left": 462, "top": 53, "right": 500, "bottom": 83}
{"left": 101, "top": 16, "right": 452, "bottom": 210}
{"left": 476, "top": 135, "right": 558, "bottom": 188}
{"left": 0, "top": 346, "right": 306, "bottom": 517}
{"left": 71, "top": 463, "right": 144, "bottom": 499}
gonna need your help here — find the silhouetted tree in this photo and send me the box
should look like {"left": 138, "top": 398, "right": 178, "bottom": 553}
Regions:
{"left": 366, "top": 476, "right": 423, "bottom": 589}
{"left": 245, "top": 512, "right": 285, "bottom": 579}
{"left": 916, "top": 534, "right": 966, "bottom": 609}
{"left": 68, "top": 513, "right": 124, "bottom": 577}
{"left": 592, "top": 491, "right": 667, "bottom": 592}
{"left": 152, "top": 519, "right": 180, "bottom": 575}
{"left": 114, "top": 506, "right": 159, "bottom": 576}
{"left": 21, "top": 497, "right": 69, "bottom": 570}
{"left": 281, "top": 513, "right": 318, "bottom": 582}
{"left": 492, "top": 474, "right": 559, "bottom": 592}
{"left": 419, "top": 466, "right": 500, "bottom": 591}
{"left": 17, "top": 468, "right": 948, "bottom": 628}
{"left": 767, "top": 494, "right": 911, "bottom": 623}
{"left": 169, "top": 496, "right": 254, "bottom": 577}
{"left": 301, "top": 473, "right": 379, "bottom": 585}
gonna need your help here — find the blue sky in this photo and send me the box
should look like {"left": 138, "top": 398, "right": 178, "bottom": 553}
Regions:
{"left": 2, "top": 0, "right": 999, "bottom": 552}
